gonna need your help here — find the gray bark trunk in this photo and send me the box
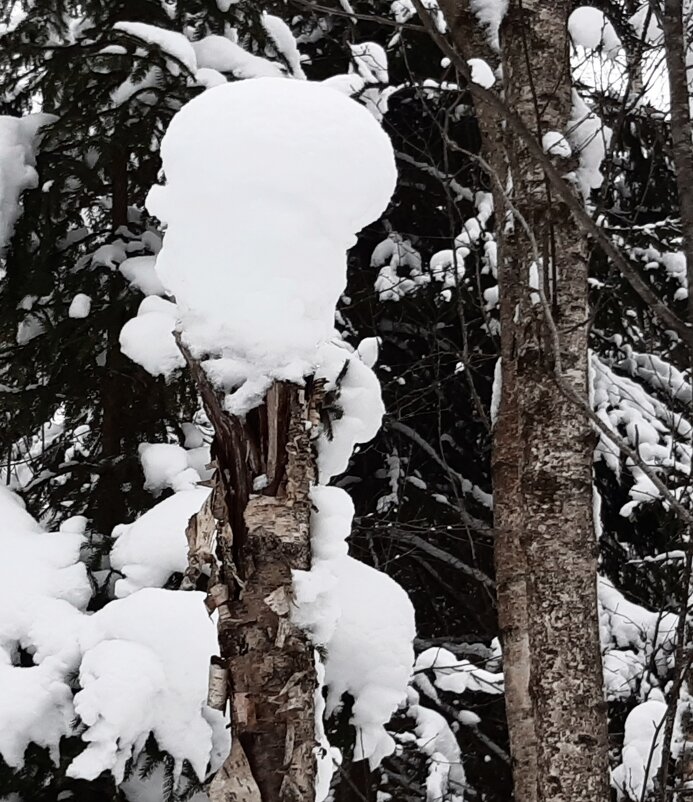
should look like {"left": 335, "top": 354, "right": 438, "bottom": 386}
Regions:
{"left": 434, "top": 4, "right": 539, "bottom": 800}
{"left": 660, "top": 5, "right": 693, "bottom": 795}
{"left": 500, "top": 4, "right": 610, "bottom": 802}
{"left": 661, "top": 0, "right": 693, "bottom": 329}
{"left": 493, "top": 322, "right": 538, "bottom": 802}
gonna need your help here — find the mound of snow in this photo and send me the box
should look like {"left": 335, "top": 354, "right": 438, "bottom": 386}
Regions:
{"left": 146, "top": 78, "right": 396, "bottom": 378}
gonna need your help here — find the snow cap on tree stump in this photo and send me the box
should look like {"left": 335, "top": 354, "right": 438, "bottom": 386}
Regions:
{"left": 146, "top": 77, "right": 397, "bottom": 368}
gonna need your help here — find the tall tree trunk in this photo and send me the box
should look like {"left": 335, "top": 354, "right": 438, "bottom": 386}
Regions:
{"left": 660, "top": 5, "right": 693, "bottom": 795}
{"left": 433, "top": 4, "right": 539, "bottom": 800}
{"left": 420, "top": 1, "right": 610, "bottom": 797}
{"left": 179, "top": 347, "right": 319, "bottom": 802}
{"left": 661, "top": 0, "right": 693, "bottom": 328}
{"left": 493, "top": 269, "right": 538, "bottom": 802}
{"left": 500, "top": 3, "right": 610, "bottom": 802}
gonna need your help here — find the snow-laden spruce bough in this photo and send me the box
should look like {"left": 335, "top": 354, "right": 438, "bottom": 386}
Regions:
{"left": 0, "top": 77, "right": 416, "bottom": 798}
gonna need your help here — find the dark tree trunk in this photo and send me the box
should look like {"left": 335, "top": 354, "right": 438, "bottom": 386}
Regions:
{"left": 433, "top": 4, "right": 539, "bottom": 799}
{"left": 432, "top": 3, "right": 611, "bottom": 801}
{"left": 93, "top": 145, "right": 130, "bottom": 535}
{"left": 500, "top": 4, "right": 610, "bottom": 802}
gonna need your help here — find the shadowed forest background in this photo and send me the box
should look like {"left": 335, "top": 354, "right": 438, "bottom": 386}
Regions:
{"left": 1, "top": 2, "right": 693, "bottom": 802}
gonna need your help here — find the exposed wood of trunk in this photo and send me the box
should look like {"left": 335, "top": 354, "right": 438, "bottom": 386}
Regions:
{"left": 433, "top": 4, "right": 538, "bottom": 800}
{"left": 501, "top": 3, "right": 609, "bottom": 802}
{"left": 179, "top": 340, "right": 319, "bottom": 802}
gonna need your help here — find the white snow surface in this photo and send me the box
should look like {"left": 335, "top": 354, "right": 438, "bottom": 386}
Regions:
{"left": 0, "top": 113, "right": 55, "bottom": 250}
{"left": 119, "top": 255, "right": 166, "bottom": 296}
{"left": 568, "top": 91, "right": 612, "bottom": 197}
{"left": 391, "top": 0, "right": 447, "bottom": 32}
{"left": 350, "top": 42, "right": 388, "bottom": 84}
{"left": 599, "top": 577, "right": 677, "bottom": 686}
{"left": 408, "top": 697, "right": 466, "bottom": 801}
{"left": 416, "top": 647, "right": 504, "bottom": 695}
{"left": 262, "top": 13, "right": 305, "bottom": 79}
{"left": 591, "top": 355, "right": 692, "bottom": 517}
{"left": 0, "top": 487, "right": 227, "bottom": 781}
{"left": 68, "top": 293, "right": 91, "bottom": 318}
{"left": 143, "top": 78, "right": 396, "bottom": 409}
{"left": 373, "top": 234, "right": 428, "bottom": 302}
{"left": 569, "top": 7, "right": 621, "bottom": 59}
{"left": 138, "top": 442, "right": 203, "bottom": 495}
{"left": 470, "top": 0, "right": 507, "bottom": 50}
{"left": 113, "top": 22, "right": 197, "bottom": 75}
{"left": 91, "top": 240, "right": 127, "bottom": 268}
{"left": 0, "top": 489, "right": 90, "bottom": 767}
{"left": 195, "top": 67, "right": 228, "bottom": 89}
{"left": 322, "top": 73, "right": 366, "bottom": 97}
{"left": 322, "top": 556, "right": 415, "bottom": 765}
{"left": 0, "top": 2, "right": 27, "bottom": 34}
{"left": 110, "top": 487, "right": 211, "bottom": 597}
{"left": 69, "top": 589, "right": 227, "bottom": 784}
{"left": 542, "top": 130, "right": 572, "bottom": 158}
{"left": 490, "top": 358, "right": 502, "bottom": 425}
{"left": 428, "top": 191, "right": 493, "bottom": 302}
{"left": 468, "top": 58, "right": 495, "bottom": 88}
{"left": 111, "top": 66, "right": 163, "bottom": 107}
{"left": 620, "top": 347, "right": 692, "bottom": 403}
{"left": 293, "top": 486, "right": 416, "bottom": 769}
{"left": 357, "top": 336, "right": 379, "bottom": 368}
{"left": 629, "top": 4, "right": 663, "bottom": 45}
{"left": 119, "top": 296, "right": 184, "bottom": 378}
{"left": 611, "top": 700, "right": 677, "bottom": 799}
{"left": 192, "top": 36, "right": 283, "bottom": 79}
{"left": 315, "top": 341, "right": 385, "bottom": 481}
{"left": 313, "top": 655, "right": 340, "bottom": 802}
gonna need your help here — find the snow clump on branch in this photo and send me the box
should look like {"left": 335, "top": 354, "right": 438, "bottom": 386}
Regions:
{"left": 0, "top": 486, "right": 227, "bottom": 784}
{"left": 142, "top": 78, "right": 396, "bottom": 389}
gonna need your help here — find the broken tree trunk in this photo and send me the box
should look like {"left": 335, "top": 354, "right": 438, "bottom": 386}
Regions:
{"left": 179, "top": 338, "right": 321, "bottom": 802}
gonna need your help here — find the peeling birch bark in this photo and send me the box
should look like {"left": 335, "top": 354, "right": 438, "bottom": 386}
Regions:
{"left": 179, "top": 332, "right": 321, "bottom": 802}
{"left": 208, "top": 737, "right": 262, "bottom": 802}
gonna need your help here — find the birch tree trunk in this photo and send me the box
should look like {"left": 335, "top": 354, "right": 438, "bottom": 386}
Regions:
{"left": 179, "top": 346, "right": 320, "bottom": 802}
{"left": 500, "top": 3, "right": 610, "bottom": 802}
